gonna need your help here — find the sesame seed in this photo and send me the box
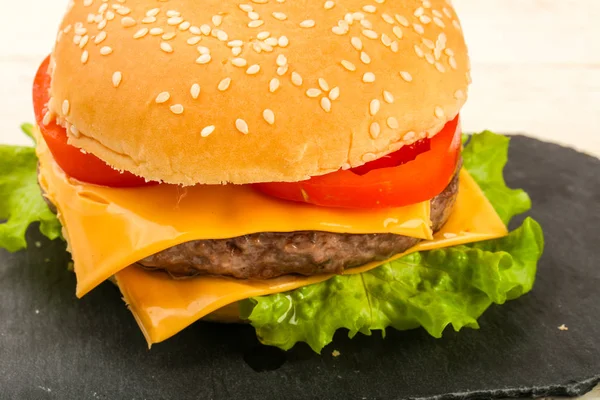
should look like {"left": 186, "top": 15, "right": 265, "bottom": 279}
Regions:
{"left": 443, "top": 7, "right": 452, "bottom": 18}
{"left": 265, "top": 37, "right": 278, "bottom": 46}
{"left": 226, "top": 40, "right": 242, "bottom": 48}
{"left": 121, "top": 17, "right": 136, "bottom": 27}
{"left": 272, "top": 12, "right": 287, "bottom": 20}
{"left": 306, "top": 88, "right": 321, "bottom": 98}
{"left": 435, "top": 62, "right": 446, "bottom": 73}
{"left": 248, "top": 11, "right": 260, "bottom": 20}
{"left": 318, "top": 78, "right": 329, "bottom": 92}
{"left": 332, "top": 26, "right": 347, "bottom": 35}
{"left": 449, "top": 57, "right": 457, "bottom": 70}
{"left": 166, "top": 10, "right": 180, "bottom": 18}
{"left": 360, "top": 19, "right": 373, "bottom": 29}
{"left": 452, "top": 20, "right": 461, "bottom": 30}
{"left": 363, "top": 153, "right": 377, "bottom": 162}
{"left": 150, "top": 27, "right": 164, "bottom": 35}
{"left": 414, "top": 45, "right": 424, "bottom": 58}
{"left": 382, "top": 13, "right": 394, "bottom": 24}
{"left": 69, "top": 125, "right": 79, "bottom": 137}
{"left": 435, "top": 106, "right": 445, "bottom": 118}
{"left": 245, "top": 64, "right": 260, "bottom": 75}
{"left": 321, "top": 97, "right": 332, "bottom": 112}
{"left": 216, "top": 30, "right": 228, "bottom": 41}
{"left": 360, "top": 51, "right": 371, "bottom": 64}
{"left": 232, "top": 47, "right": 242, "bottom": 56}
{"left": 392, "top": 26, "right": 403, "bottom": 39}
{"left": 232, "top": 57, "right": 247, "bottom": 67}
{"left": 162, "top": 32, "right": 177, "bottom": 40}
{"left": 187, "top": 36, "right": 202, "bottom": 45}
{"left": 433, "top": 17, "right": 445, "bottom": 28}
{"left": 432, "top": 10, "right": 443, "bottom": 18}
{"left": 83, "top": 0, "right": 93, "bottom": 6}
{"left": 170, "top": 104, "right": 184, "bottom": 115}
{"left": 414, "top": 7, "right": 424, "bottom": 17}
{"left": 387, "top": 117, "right": 398, "bottom": 129}
{"left": 344, "top": 13, "right": 353, "bottom": 24}
{"left": 75, "top": 27, "right": 87, "bottom": 36}
{"left": 341, "top": 60, "right": 356, "bottom": 71}
{"left": 324, "top": 0, "right": 335, "bottom": 9}
{"left": 425, "top": 54, "right": 435, "bottom": 64}
{"left": 277, "top": 65, "right": 288, "bottom": 76}
{"left": 329, "top": 87, "right": 340, "bottom": 100}
{"left": 212, "top": 15, "right": 223, "bottom": 26}
{"left": 422, "top": 38, "right": 435, "bottom": 49}
{"left": 299, "top": 20, "right": 315, "bottom": 28}
{"left": 263, "top": 109, "right": 275, "bottom": 125}
{"left": 94, "top": 31, "right": 107, "bottom": 44}
{"left": 236, "top": 119, "right": 249, "bottom": 134}
{"left": 100, "top": 46, "right": 113, "bottom": 55}
{"left": 197, "top": 46, "right": 210, "bottom": 55}
{"left": 201, "top": 125, "right": 215, "bottom": 137}
{"left": 278, "top": 36, "right": 289, "bottom": 47}
{"left": 291, "top": 72, "right": 303, "bottom": 86}
{"left": 160, "top": 42, "right": 173, "bottom": 53}
{"left": 146, "top": 8, "right": 160, "bottom": 17}
{"left": 390, "top": 41, "right": 399, "bottom": 52}
{"left": 218, "top": 77, "right": 232, "bottom": 91}
{"left": 413, "top": 23, "right": 424, "bottom": 34}
{"left": 400, "top": 71, "right": 413, "bottom": 82}
{"left": 62, "top": 100, "right": 70, "bottom": 115}
{"left": 420, "top": 15, "right": 432, "bottom": 24}
{"left": 257, "top": 31, "right": 270, "bottom": 40}
{"left": 269, "top": 78, "right": 280, "bottom": 92}
{"left": 116, "top": 7, "right": 131, "bottom": 16}
{"left": 190, "top": 26, "right": 201, "bottom": 35}
{"left": 191, "top": 84, "right": 201, "bottom": 99}
{"left": 369, "top": 99, "right": 380, "bottom": 116}
{"left": 239, "top": 4, "right": 253, "bottom": 12}
{"left": 200, "top": 24, "right": 212, "bottom": 35}
{"left": 362, "top": 72, "right": 375, "bottom": 83}
{"left": 395, "top": 14, "right": 409, "bottom": 27}
{"left": 98, "top": 19, "right": 108, "bottom": 30}
{"left": 362, "top": 5, "right": 376, "bottom": 13}
{"left": 454, "top": 90, "right": 465, "bottom": 100}
{"left": 383, "top": 90, "right": 394, "bottom": 103}
{"left": 79, "top": 35, "right": 89, "bottom": 48}
{"left": 168, "top": 16, "right": 183, "bottom": 26}
{"left": 133, "top": 28, "right": 148, "bottom": 39}
{"left": 369, "top": 122, "right": 380, "bottom": 138}
{"left": 248, "top": 20, "right": 264, "bottom": 28}
{"left": 276, "top": 54, "right": 287, "bottom": 67}
{"left": 381, "top": 33, "right": 392, "bottom": 47}
{"left": 362, "top": 29, "right": 378, "bottom": 39}
{"left": 81, "top": 50, "right": 89, "bottom": 64}
{"left": 155, "top": 92, "right": 170, "bottom": 104}
{"left": 351, "top": 36, "right": 362, "bottom": 51}
{"left": 179, "top": 21, "right": 191, "bottom": 31}
{"left": 404, "top": 131, "right": 416, "bottom": 141}
{"left": 112, "top": 71, "right": 122, "bottom": 87}
{"left": 196, "top": 54, "right": 212, "bottom": 64}
{"left": 142, "top": 16, "right": 156, "bottom": 24}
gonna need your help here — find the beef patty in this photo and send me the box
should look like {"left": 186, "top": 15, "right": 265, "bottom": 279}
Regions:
{"left": 137, "top": 167, "right": 460, "bottom": 280}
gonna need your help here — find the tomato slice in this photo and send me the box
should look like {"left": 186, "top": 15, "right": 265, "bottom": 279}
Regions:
{"left": 33, "top": 56, "right": 152, "bottom": 187}
{"left": 254, "top": 117, "right": 462, "bottom": 209}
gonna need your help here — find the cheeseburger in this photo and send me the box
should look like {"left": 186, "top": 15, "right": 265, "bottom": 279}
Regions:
{"left": 12, "top": 0, "right": 542, "bottom": 352}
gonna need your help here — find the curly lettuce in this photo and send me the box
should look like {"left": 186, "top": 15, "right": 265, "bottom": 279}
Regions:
{"left": 0, "top": 124, "right": 61, "bottom": 252}
{"left": 241, "top": 132, "right": 543, "bottom": 352}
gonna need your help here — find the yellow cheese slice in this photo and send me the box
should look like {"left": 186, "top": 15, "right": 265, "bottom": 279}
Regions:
{"left": 36, "top": 130, "right": 432, "bottom": 298}
{"left": 115, "top": 169, "right": 507, "bottom": 345}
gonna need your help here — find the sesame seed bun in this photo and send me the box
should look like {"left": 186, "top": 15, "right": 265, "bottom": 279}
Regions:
{"left": 48, "top": 0, "right": 470, "bottom": 185}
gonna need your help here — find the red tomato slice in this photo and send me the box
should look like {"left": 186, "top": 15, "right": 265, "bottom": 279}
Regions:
{"left": 254, "top": 116, "right": 462, "bottom": 209}
{"left": 33, "top": 56, "right": 152, "bottom": 187}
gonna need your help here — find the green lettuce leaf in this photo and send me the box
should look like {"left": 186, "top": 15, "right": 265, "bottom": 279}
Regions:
{"left": 241, "top": 218, "right": 543, "bottom": 352}
{"left": 241, "top": 131, "right": 543, "bottom": 352}
{"left": 463, "top": 131, "right": 531, "bottom": 224}
{"left": 0, "top": 124, "right": 62, "bottom": 252}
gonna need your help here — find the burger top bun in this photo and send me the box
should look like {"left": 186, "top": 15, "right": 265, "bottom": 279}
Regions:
{"left": 48, "top": 0, "right": 470, "bottom": 185}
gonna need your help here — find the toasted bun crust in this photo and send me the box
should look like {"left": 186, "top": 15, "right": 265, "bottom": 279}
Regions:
{"left": 48, "top": 0, "right": 470, "bottom": 185}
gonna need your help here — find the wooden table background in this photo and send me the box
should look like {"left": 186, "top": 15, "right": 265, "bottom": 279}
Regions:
{"left": 0, "top": 1, "right": 598, "bottom": 398}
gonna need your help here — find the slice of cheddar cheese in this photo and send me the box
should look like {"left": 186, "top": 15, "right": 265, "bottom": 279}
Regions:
{"left": 115, "top": 169, "right": 507, "bottom": 345}
{"left": 36, "top": 130, "right": 432, "bottom": 298}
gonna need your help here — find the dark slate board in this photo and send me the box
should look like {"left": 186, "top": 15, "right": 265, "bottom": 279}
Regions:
{"left": 0, "top": 136, "right": 599, "bottom": 400}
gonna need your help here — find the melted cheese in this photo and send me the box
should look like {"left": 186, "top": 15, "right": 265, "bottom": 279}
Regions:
{"left": 115, "top": 170, "right": 507, "bottom": 345}
{"left": 36, "top": 131, "right": 431, "bottom": 298}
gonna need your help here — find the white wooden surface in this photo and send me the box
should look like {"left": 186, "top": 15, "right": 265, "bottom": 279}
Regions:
{"left": 0, "top": 1, "right": 598, "bottom": 398}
